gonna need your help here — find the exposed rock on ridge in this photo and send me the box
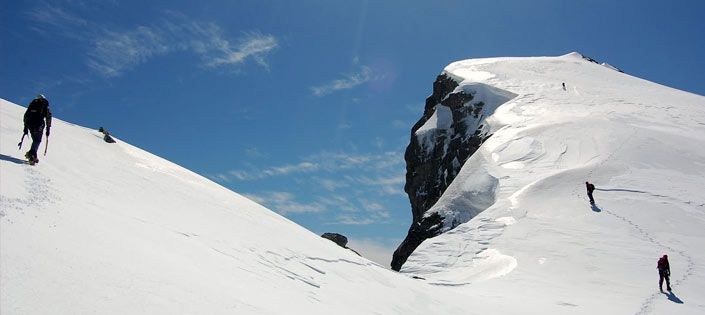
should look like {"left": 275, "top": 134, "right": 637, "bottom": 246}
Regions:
{"left": 321, "top": 232, "right": 361, "bottom": 256}
{"left": 391, "top": 73, "right": 514, "bottom": 271}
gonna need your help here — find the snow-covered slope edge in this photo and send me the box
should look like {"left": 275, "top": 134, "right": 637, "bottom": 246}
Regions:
{"left": 0, "top": 99, "right": 482, "bottom": 315}
{"left": 402, "top": 53, "right": 705, "bottom": 314}
{"left": 392, "top": 76, "right": 517, "bottom": 270}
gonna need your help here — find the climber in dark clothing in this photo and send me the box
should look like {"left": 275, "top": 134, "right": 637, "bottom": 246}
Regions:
{"left": 585, "top": 181, "right": 595, "bottom": 204}
{"left": 658, "top": 254, "right": 671, "bottom": 292}
{"left": 23, "top": 94, "right": 52, "bottom": 164}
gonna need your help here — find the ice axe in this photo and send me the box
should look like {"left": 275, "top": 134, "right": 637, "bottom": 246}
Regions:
{"left": 44, "top": 135, "right": 49, "bottom": 156}
{"left": 18, "top": 133, "right": 26, "bottom": 150}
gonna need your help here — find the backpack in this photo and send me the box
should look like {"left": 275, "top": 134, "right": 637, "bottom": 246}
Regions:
{"left": 24, "top": 98, "right": 49, "bottom": 129}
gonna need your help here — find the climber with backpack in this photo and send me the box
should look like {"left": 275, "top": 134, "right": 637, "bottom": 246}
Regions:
{"left": 657, "top": 254, "right": 671, "bottom": 292}
{"left": 22, "top": 94, "right": 52, "bottom": 165}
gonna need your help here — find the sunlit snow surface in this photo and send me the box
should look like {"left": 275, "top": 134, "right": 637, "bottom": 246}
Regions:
{"left": 403, "top": 53, "right": 705, "bottom": 314}
{"left": 2, "top": 52, "right": 705, "bottom": 314}
{"left": 0, "top": 100, "right": 477, "bottom": 314}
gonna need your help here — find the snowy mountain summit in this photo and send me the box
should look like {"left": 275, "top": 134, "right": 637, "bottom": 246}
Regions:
{"left": 2, "top": 52, "right": 705, "bottom": 314}
{"left": 395, "top": 52, "right": 705, "bottom": 313}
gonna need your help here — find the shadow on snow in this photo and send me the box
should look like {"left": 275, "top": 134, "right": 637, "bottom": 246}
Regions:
{"left": 663, "top": 291, "right": 684, "bottom": 304}
{"left": 595, "top": 188, "right": 646, "bottom": 193}
{"left": 0, "top": 154, "right": 26, "bottom": 165}
{"left": 590, "top": 203, "right": 602, "bottom": 212}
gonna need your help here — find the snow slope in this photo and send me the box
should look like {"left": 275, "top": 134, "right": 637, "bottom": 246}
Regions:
{"left": 0, "top": 99, "right": 484, "bottom": 314}
{"left": 3, "top": 51, "right": 704, "bottom": 314}
{"left": 402, "top": 53, "right": 705, "bottom": 314}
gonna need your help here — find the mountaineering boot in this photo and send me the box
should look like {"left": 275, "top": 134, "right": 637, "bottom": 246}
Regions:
{"left": 25, "top": 151, "right": 38, "bottom": 165}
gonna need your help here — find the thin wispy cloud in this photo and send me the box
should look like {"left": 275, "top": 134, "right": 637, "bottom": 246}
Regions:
{"left": 315, "top": 177, "right": 349, "bottom": 191}
{"left": 329, "top": 199, "right": 391, "bottom": 225}
{"left": 243, "top": 191, "right": 324, "bottom": 214}
{"left": 365, "top": 202, "right": 386, "bottom": 212}
{"left": 325, "top": 197, "right": 393, "bottom": 225}
{"left": 28, "top": 4, "right": 278, "bottom": 77}
{"left": 223, "top": 162, "right": 319, "bottom": 181}
{"left": 336, "top": 216, "right": 375, "bottom": 225}
{"left": 88, "top": 26, "right": 170, "bottom": 77}
{"left": 26, "top": 2, "right": 94, "bottom": 41}
{"left": 305, "top": 151, "right": 403, "bottom": 173}
{"left": 208, "top": 32, "right": 278, "bottom": 69}
{"left": 211, "top": 151, "right": 405, "bottom": 186}
{"left": 212, "top": 148, "right": 405, "bottom": 226}
{"left": 88, "top": 21, "right": 278, "bottom": 77}
{"left": 210, "top": 174, "right": 231, "bottom": 183}
{"left": 355, "top": 174, "right": 406, "bottom": 196}
{"left": 218, "top": 150, "right": 403, "bottom": 182}
{"left": 228, "top": 170, "right": 254, "bottom": 181}
{"left": 338, "top": 122, "right": 352, "bottom": 130}
{"left": 263, "top": 162, "right": 318, "bottom": 177}
{"left": 244, "top": 190, "right": 390, "bottom": 220}
{"left": 318, "top": 195, "right": 358, "bottom": 213}
{"left": 311, "top": 66, "right": 375, "bottom": 97}
{"left": 28, "top": 4, "right": 88, "bottom": 28}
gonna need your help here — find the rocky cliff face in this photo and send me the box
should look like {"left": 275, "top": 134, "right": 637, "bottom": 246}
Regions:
{"left": 391, "top": 74, "right": 501, "bottom": 271}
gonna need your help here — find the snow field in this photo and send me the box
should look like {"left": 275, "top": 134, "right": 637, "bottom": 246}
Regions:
{"left": 404, "top": 53, "right": 705, "bottom": 314}
{"left": 1, "top": 99, "right": 488, "bottom": 314}
{"left": 2, "top": 51, "right": 705, "bottom": 314}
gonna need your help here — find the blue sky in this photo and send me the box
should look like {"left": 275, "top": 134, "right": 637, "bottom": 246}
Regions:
{"left": 2, "top": 0, "right": 704, "bottom": 266}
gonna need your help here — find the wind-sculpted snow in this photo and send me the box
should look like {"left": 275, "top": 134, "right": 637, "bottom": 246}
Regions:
{"left": 401, "top": 52, "right": 705, "bottom": 314}
{"left": 424, "top": 153, "right": 499, "bottom": 231}
{"left": 393, "top": 78, "right": 517, "bottom": 271}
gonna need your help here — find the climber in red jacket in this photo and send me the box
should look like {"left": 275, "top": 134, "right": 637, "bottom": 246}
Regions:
{"left": 657, "top": 254, "right": 671, "bottom": 292}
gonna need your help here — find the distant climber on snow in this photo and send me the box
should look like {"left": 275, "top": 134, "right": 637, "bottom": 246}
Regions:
{"left": 658, "top": 254, "right": 671, "bottom": 292}
{"left": 22, "top": 94, "right": 52, "bottom": 165}
{"left": 562, "top": 82, "right": 566, "bottom": 91}
{"left": 585, "top": 181, "right": 595, "bottom": 204}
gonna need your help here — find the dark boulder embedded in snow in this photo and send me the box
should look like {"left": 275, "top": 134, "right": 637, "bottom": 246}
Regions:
{"left": 98, "top": 127, "right": 116, "bottom": 143}
{"left": 391, "top": 74, "right": 498, "bottom": 271}
{"left": 321, "top": 232, "right": 361, "bottom": 256}
{"left": 322, "top": 232, "right": 348, "bottom": 248}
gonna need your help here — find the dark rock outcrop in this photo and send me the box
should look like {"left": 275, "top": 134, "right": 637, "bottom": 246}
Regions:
{"left": 321, "top": 232, "right": 348, "bottom": 248}
{"left": 574, "top": 52, "right": 624, "bottom": 73}
{"left": 321, "top": 232, "right": 361, "bottom": 256}
{"left": 391, "top": 73, "right": 497, "bottom": 271}
{"left": 98, "top": 127, "right": 116, "bottom": 143}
